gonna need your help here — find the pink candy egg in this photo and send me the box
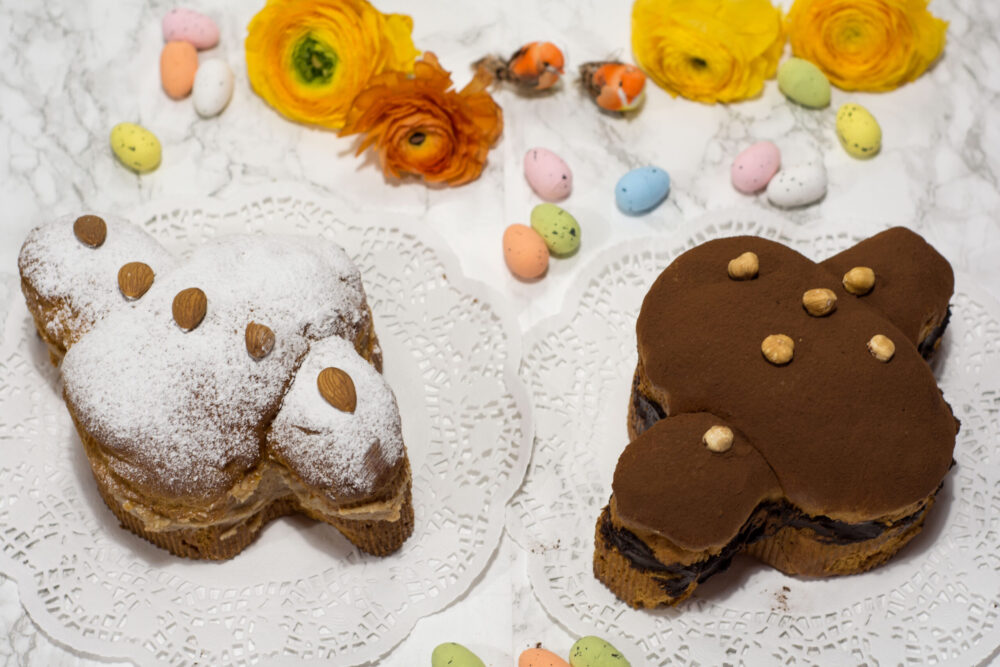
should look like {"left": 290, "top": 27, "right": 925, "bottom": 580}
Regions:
{"left": 524, "top": 147, "right": 572, "bottom": 201}
{"left": 519, "top": 647, "right": 570, "bottom": 667}
{"left": 162, "top": 8, "right": 219, "bottom": 50}
{"left": 731, "top": 141, "right": 781, "bottom": 194}
{"left": 160, "top": 41, "right": 198, "bottom": 100}
{"left": 503, "top": 224, "right": 549, "bottom": 279}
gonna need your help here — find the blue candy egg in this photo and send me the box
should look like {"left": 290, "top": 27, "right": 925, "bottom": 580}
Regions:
{"left": 615, "top": 166, "right": 671, "bottom": 215}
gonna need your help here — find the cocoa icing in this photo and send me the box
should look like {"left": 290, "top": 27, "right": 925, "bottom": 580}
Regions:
{"left": 623, "top": 229, "right": 957, "bottom": 547}
{"left": 820, "top": 227, "right": 953, "bottom": 348}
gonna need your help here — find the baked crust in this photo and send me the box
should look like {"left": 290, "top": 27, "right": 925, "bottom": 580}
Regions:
{"left": 598, "top": 228, "right": 958, "bottom": 606}
{"left": 20, "top": 214, "right": 413, "bottom": 559}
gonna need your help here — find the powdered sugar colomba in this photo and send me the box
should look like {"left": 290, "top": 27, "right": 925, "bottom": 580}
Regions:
{"left": 59, "top": 232, "right": 381, "bottom": 499}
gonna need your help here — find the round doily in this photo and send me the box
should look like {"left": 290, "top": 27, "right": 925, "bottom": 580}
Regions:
{"left": 0, "top": 187, "right": 533, "bottom": 666}
{"left": 507, "top": 209, "right": 1000, "bottom": 666}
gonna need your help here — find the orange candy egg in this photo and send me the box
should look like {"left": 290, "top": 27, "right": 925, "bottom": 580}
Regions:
{"left": 160, "top": 41, "right": 198, "bottom": 99}
{"left": 519, "top": 647, "right": 570, "bottom": 667}
{"left": 503, "top": 224, "right": 549, "bottom": 279}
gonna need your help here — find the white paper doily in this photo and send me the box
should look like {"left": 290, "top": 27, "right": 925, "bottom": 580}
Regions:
{"left": 507, "top": 209, "right": 1000, "bottom": 666}
{"left": 0, "top": 187, "right": 533, "bottom": 666}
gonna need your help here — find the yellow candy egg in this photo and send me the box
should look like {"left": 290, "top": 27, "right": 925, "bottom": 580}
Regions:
{"left": 503, "top": 224, "right": 549, "bottom": 279}
{"left": 110, "top": 122, "right": 162, "bottom": 173}
{"left": 836, "top": 104, "right": 881, "bottom": 160}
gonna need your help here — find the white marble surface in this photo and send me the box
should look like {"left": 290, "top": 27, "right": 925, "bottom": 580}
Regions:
{"left": 1, "top": 0, "right": 999, "bottom": 664}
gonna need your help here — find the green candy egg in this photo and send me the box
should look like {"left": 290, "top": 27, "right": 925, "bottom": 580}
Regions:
{"left": 530, "top": 203, "right": 581, "bottom": 257}
{"left": 110, "top": 122, "right": 161, "bottom": 173}
{"left": 569, "top": 636, "right": 630, "bottom": 667}
{"left": 836, "top": 103, "right": 882, "bottom": 159}
{"left": 431, "top": 642, "right": 485, "bottom": 667}
{"left": 777, "top": 58, "right": 831, "bottom": 109}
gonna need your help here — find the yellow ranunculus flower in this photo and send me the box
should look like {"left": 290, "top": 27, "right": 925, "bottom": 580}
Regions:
{"left": 786, "top": 0, "right": 947, "bottom": 92}
{"left": 632, "top": 0, "right": 784, "bottom": 104}
{"left": 245, "top": 0, "right": 419, "bottom": 130}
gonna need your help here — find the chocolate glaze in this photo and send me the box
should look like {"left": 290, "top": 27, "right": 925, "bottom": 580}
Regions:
{"left": 600, "top": 490, "right": 933, "bottom": 597}
{"left": 918, "top": 306, "right": 951, "bottom": 360}
{"left": 631, "top": 231, "right": 958, "bottom": 527}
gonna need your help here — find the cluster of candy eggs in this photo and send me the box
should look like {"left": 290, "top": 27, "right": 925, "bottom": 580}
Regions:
{"left": 504, "top": 148, "right": 582, "bottom": 280}
{"left": 110, "top": 9, "right": 233, "bottom": 174}
{"left": 476, "top": 42, "right": 646, "bottom": 114}
{"left": 730, "top": 58, "right": 883, "bottom": 207}
{"left": 159, "top": 9, "right": 234, "bottom": 117}
{"left": 432, "top": 636, "right": 630, "bottom": 667}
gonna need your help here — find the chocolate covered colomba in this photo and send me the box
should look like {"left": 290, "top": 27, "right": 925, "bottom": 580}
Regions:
{"left": 595, "top": 227, "right": 958, "bottom": 608}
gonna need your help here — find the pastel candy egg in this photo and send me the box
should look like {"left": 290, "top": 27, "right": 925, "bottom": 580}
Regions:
{"left": 731, "top": 141, "right": 781, "bottom": 194}
{"left": 569, "top": 636, "right": 631, "bottom": 667}
{"left": 160, "top": 41, "right": 198, "bottom": 100}
{"left": 524, "top": 148, "right": 572, "bottom": 201}
{"left": 162, "top": 8, "right": 219, "bottom": 50}
{"left": 836, "top": 103, "right": 882, "bottom": 159}
{"left": 519, "top": 647, "right": 571, "bottom": 667}
{"left": 503, "top": 224, "right": 549, "bottom": 279}
{"left": 766, "top": 161, "right": 827, "bottom": 208}
{"left": 431, "top": 642, "right": 485, "bottom": 667}
{"left": 615, "top": 166, "right": 670, "bottom": 215}
{"left": 109, "top": 122, "right": 161, "bottom": 173}
{"left": 530, "top": 203, "right": 580, "bottom": 256}
{"left": 778, "top": 58, "right": 831, "bottom": 109}
{"left": 192, "top": 59, "right": 234, "bottom": 117}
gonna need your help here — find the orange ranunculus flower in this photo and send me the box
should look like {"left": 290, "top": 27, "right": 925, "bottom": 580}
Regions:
{"left": 632, "top": 0, "right": 785, "bottom": 104}
{"left": 245, "top": 0, "right": 418, "bottom": 130}
{"left": 340, "top": 53, "right": 504, "bottom": 186}
{"left": 786, "top": 0, "right": 947, "bottom": 91}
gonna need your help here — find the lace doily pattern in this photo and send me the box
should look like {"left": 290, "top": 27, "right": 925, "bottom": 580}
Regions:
{"left": 508, "top": 210, "right": 1000, "bottom": 666}
{"left": 0, "top": 188, "right": 532, "bottom": 666}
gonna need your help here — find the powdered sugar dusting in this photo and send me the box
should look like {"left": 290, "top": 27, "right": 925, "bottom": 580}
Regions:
{"left": 18, "top": 213, "right": 176, "bottom": 346}
{"left": 269, "top": 336, "right": 404, "bottom": 500}
{"left": 60, "top": 232, "right": 378, "bottom": 498}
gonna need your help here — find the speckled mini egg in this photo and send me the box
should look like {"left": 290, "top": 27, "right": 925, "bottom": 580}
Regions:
{"left": 778, "top": 58, "right": 831, "bottom": 109}
{"left": 569, "top": 636, "right": 631, "bottom": 667}
{"left": 160, "top": 40, "right": 198, "bottom": 100}
{"left": 162, "top": 8, "right": 219, "bottom": 50}
{"left": 731, "top": 141, "right": 781, "bottom": 194}
{"left": 524, "top": 147, "right": 573, "bottom": 201}
{"left": 530, "top": 203, "right": 580, "bottom": 256}
{"left": 192, "top": 59, "right": 234, "bottom": 118}
{"left": 109, "top": 122, "right": 161, "bottom": 173}
{"left": 615, "top": 166, "right": 670, "bottom": 215}
{"left": 503, "top": 224, "right": 549, "bottom": 279}
{"left": 520, "top": 647, "right": 571, "bottom": 667}
{"left": 836, "top": 103, "right": 882, "bottom": 159}
{"left": 766, "top": 160, "right": 827, "bottom": 208}
{"left": 431, "top": 642, "right": 485, "bottom": 667}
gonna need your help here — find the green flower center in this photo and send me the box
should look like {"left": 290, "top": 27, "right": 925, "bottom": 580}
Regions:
{"left": 292, "top": 34, "right": 337, "bottom": 85}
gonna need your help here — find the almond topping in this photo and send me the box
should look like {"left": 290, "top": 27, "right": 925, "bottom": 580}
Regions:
{"left": 703, "top": 425, "right": 734, "bottom": 453}
{"left": 802, "top": 288, "right": 837, "bottom": 317}
{"left": 245, "top": 321, "right": 275, "bottom": 360}
{"left": 172, "top": 287, "right": 207, "bottom": 331}
{"left": 727, "top": 251, "right": 759, "bottom": 280}
{"left": 762, "top": 334, "right": 795, "bottom": 365}
{"left": 73, "top": 214, "right": 107, "bottom": 248}
{"left": 117, "top": 262, "right": 154, "bottom": 300}
{"left": 867, "top": 334, "right": 895, "bottom": 362}
{"left": 843, "top": 266, "right": 875, "bottom": 295}
{"left": 317, "top": 367, "right": 357, "bottom": 413}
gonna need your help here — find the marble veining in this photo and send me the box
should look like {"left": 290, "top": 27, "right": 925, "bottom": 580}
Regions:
{"left": 1, "top": 0, "right": 999, "bottom": 664}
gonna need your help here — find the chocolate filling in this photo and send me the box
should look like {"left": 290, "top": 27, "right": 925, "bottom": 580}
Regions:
{"left": 917, "top": 306, "right": 951, "bottom": 360}
{"left": 600, "top": 493, "right": 933, "bottom": 598}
